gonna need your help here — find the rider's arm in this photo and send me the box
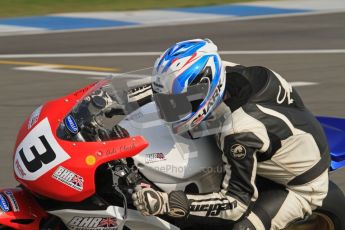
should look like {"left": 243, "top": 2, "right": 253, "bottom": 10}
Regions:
{"left": 185, "top": 133, "right": 263, "bottom": 221}
{"left": 185, "top": 103, "right": 271, "bottom": 220}
{"left": 132, "top": 129, "right": 265, "bottom": 221}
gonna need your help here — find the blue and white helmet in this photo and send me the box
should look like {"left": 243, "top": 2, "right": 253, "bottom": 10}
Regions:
{"left": 152, "top": 39, "right": 226, "bottom": 134}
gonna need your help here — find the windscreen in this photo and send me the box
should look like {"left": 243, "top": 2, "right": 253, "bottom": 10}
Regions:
{"left": 57, "top": 68, "right": 154, "bottom": 142}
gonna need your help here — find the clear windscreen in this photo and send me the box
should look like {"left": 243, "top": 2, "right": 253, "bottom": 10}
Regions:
{"left": 57, "top": 68, "right": 154, "bottom": 142}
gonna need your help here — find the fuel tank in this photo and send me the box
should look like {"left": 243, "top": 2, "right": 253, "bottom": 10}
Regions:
{"left": 120, "top": 102, "right": 224, "bottom": 193}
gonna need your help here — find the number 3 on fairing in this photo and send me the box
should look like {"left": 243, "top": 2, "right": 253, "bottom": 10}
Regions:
{"left": 14, "top": 118, "right": 70, "bottom": 181}
{"left": 19, "top": 135, "right": 56, "bottom": 173}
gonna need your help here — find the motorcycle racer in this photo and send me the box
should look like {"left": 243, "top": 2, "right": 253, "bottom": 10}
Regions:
{"left": 132, "top": 39, "right": 331, "bottom": 230}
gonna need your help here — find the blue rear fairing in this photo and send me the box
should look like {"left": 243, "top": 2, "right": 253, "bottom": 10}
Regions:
{"left": 317, "top": 116, "right": 345, "bottom": 170}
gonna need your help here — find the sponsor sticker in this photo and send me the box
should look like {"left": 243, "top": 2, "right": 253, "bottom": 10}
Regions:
{"left": 190, "top": 200, "right": 237, "bottom": 217}
{"left": 0, "top": 194, "right": 10, "bottom": 212}
{"left": 145, "top": 153, "right": 166, "bottom": 164}
{"left": 85, "top": 155, "right": 96, "bottom": 166}
{"left": 275, "top": 71, "right": 294, "bottom": 105}
{"left": 105, "top": 143, "right": 136, "bottom": 156}
{"left": 68, "top": 216, "right": 118, "bottom": 230}
{"left": 52, "top": 166, "right": 84, "bottom": 191}
{"left": 230, "top": 144, "right": 247, "bottom": 160}
{"left": 64, "top": 115, "right": 79, "bottom": 134}
{"left": 4, "top": 191, "right": 19, "bottom": 212}
{"left": 28, "top": 105, "right": 43, "bottom": 129}
{"left": 15, "top": 159, "right": 26, "bottom": 177}
{"left": 191, "top": 82, "right": 223, "bottom": 127}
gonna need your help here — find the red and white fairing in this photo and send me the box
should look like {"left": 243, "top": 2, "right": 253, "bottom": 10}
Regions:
{"left": 13, "top": 82, "right": 148, "bottom": 202}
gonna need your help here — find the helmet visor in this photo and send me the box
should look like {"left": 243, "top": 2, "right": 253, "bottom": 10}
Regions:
{"left": 153, "top": 83, "right": 209, "bottom": 123}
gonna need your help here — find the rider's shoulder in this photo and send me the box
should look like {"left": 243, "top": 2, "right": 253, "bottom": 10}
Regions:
{"left": 224, "top": 62, "right": 287, "bottom": 104}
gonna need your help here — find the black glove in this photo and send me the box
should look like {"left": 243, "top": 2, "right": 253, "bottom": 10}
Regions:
{"left": 132, "top": 186, "right": 189, "bottom": 217}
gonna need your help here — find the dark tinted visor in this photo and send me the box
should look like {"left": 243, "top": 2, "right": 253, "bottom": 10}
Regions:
{"left": 153, "top": 83, "right": 209, "bottom": 122}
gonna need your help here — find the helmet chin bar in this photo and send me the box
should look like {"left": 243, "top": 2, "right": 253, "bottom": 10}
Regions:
{"left": 172, "top": 101, "right": 232, "bottom": 137}
{"left": 189, "top": 102, "right": 232, "bottom": 138}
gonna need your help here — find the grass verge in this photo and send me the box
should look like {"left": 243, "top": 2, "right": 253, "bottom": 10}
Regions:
{"left": 0, "top": 0, "right": 257, "bottom": 18}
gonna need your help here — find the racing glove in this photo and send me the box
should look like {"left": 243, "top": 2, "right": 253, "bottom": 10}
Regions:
{"left": 132, "top": 186, "right": 189, "bottom": 217}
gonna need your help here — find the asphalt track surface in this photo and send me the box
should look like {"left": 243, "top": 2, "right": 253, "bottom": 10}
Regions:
{"left": 0, "top": 12, "right": 344, "bottom": 189}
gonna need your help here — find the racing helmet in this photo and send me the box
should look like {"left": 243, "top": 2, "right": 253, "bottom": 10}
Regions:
{"left": 152, "top": 39, "right": 226, "bottom": 134}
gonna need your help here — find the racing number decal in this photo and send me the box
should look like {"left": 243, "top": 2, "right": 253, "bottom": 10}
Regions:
{"left": 14, "top": 118, "right": 70, "bottom": 181}
{"left": 19, "top": 135, "right": 56, "bottom": 173}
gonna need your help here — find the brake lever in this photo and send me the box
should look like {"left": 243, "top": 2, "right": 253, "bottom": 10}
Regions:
{"left": 108, "top": 163, "right": 128, "bottom": 220}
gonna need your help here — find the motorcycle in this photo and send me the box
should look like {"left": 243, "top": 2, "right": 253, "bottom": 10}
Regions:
{"left": 0, "top": 69, "right": 344, "bottom": 230}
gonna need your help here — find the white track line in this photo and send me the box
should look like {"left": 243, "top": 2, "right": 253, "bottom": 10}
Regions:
{"left": 1, "top": 49, "right": 345, "bottom": 59}
{"left": 15, "top": 65, "right": 113, "bottom": 76}
{"left": 90, "top": 78, "right": 319, "bottom": 87}
{"left": 15, "top": 65, "right": 151, "bottom": 78}
{"left": 220, "top": 50, "right": 345, "bottom": 55}
{"left": 15, "top": 65, "right": 318, "bottom": 87}
{"left": 0, "top": 52, "right": 161, "bottom": 58}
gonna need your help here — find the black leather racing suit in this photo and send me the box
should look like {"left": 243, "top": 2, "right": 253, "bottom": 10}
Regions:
{"left": 184, "top": 62, "right": 330, "bottom": 230}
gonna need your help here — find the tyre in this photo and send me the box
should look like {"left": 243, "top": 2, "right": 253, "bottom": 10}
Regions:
{"left": 286, "top": 180, "right": 345, "bottom": 230}
{"left": 286, "top": 211, "right": 336, "bottom": 230}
